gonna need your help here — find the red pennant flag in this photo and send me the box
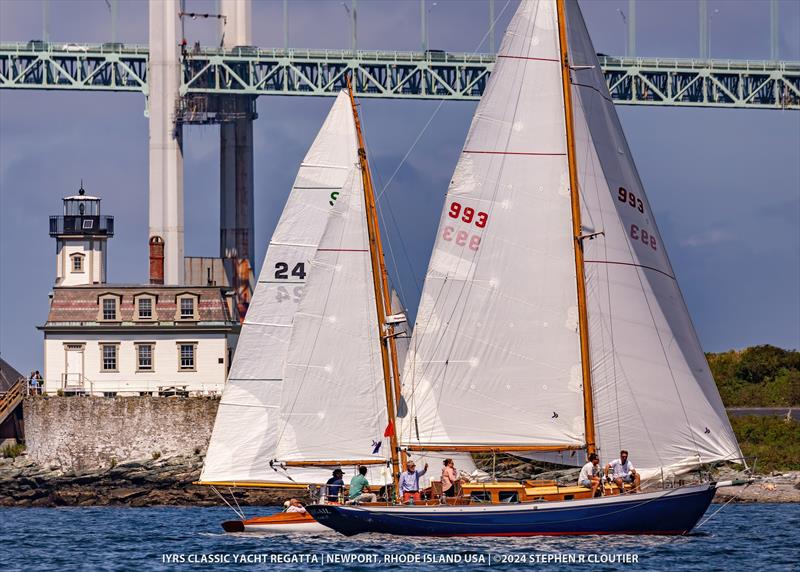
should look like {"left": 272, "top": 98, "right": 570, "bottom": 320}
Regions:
{"left": 383, "top": 421, "right": 394, "bottom": 437}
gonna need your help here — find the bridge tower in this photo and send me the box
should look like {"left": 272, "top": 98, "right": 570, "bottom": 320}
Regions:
{"left": 148, "top": 0, "right": 184, "bottom": 285}
{"left": 219, "top": 0, "right": 256, "bottom": 307}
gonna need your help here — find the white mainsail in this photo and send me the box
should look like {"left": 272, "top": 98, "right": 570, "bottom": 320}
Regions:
{"left": 398, "top": 0, "right": 585, "bottom": 449}
{"left": 562, "top": 0, "right": 742, "bottom": 477}
{"left": 201, "top": 92, "right": 360, "bottom": 483}
{"left": 400, "top": 0, "right": 741, "bottom": 479}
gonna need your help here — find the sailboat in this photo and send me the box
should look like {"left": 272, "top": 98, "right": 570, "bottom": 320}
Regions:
{"left": 200, "top": 85, "right": 474, "bottom": 533}
{"left": 306, "top": 0, "right": 748, "bottom": 536}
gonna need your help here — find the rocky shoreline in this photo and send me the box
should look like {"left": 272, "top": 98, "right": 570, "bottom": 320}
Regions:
{"left": 0, "top": 453, "right": 300, "bottom": 508}
{"left": 1, "top": 453, "right": 797, "bottom": 507}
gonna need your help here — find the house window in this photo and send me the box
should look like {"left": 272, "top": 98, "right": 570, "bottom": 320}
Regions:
{"left": 102, "top": 298, "right": 117, "bottom": 320}
{"left": 101, "top": 344, "right": 118, "bottom": 371}
{"left": 71, "top": 254, "right": 84, "bottom": 272}
{"left": 136, "top": 344, "right": 154, "bottom": 372}
{"left": 179, "top": 297, "right": 195, "bottom": 320}
{"left": 178, "top": 343, "right": 196, "bottom": 371}
{"left": 138, "top": 298, "right": 153, "bottom": 320}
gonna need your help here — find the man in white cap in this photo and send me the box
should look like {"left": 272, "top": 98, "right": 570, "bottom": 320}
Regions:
{"left": 398, "top": 459, "right": 428, "bottom": 503}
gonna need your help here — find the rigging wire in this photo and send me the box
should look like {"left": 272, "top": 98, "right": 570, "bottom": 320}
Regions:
{"left": 374, "top": 0, "right": 513, "bottom": 204}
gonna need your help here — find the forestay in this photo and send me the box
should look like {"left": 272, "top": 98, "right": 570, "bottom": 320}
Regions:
{"left": 398, "top": 0, "right": 586, "bottom": 449}
{"left": 201, "top": 92, "right": 360, "bottom": 484}
{"left": 562, "top": 0, "right": 742, "bottom": 478}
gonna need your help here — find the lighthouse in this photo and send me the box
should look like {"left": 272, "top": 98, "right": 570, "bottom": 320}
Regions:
{"left": 49, "top": 184, "right": 114, "bottom": 286}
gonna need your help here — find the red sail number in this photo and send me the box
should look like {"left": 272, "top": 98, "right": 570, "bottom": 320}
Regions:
{"left": 443, "top": 226, "right": 481, "bottom": 251}
{"left": 448, "top": 201, "right": 488, "bottom": 229}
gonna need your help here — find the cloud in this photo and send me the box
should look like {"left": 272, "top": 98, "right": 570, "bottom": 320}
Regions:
{"left": 680, "top": 229, "right": 735, "bottom": 248}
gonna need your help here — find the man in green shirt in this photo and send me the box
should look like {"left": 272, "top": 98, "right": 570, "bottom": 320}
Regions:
{"left": 348, "top": 466, "right": 378, "bottom": 503}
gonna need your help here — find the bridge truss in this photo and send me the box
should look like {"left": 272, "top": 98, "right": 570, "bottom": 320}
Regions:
{"left": 1, "top": 43, "right": 799, "bottom": 111}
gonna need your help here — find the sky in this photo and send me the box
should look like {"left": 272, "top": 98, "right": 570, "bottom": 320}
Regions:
{"left": 0, "top": 0, "right": 799, "bottom": 374}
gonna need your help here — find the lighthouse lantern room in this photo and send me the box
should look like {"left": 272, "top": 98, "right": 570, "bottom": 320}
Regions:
{"left": 49, "top": 184, "right": 114, "bottom": 286}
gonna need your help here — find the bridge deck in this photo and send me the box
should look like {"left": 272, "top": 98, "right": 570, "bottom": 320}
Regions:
{"left": 1, "top": 43, "right": 798, "bottom": 110}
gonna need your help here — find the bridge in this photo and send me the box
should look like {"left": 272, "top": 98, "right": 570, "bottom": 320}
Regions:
{"left": 2, "top": 0, "right": 798, "bottom": 298}
{"left": 1, "top": 43, "right": 799, "bottom": 111}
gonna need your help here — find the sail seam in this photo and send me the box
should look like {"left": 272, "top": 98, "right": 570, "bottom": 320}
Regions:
{"left": 584, "top": 260, "right": 676, "bottom": 280}
{"left": 463, "top": 150, "right": 566, "bottom": 156}
{"left": 497, "top": 55, "right": 559, "bottom": 63}
{"left": 299, "top": 162, "right": 350, "bottom": 169}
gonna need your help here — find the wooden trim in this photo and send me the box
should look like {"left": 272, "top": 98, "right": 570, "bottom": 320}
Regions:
{"left": 347, "top": 75, "right": 401, "bottom": 492}
{"left": 403, "top": 445, "right": 585, "bottom": 453}
{"left": 556, "top": 0, "right": 596, "bottom": 455}
{"left": 195, "top": 481, "right": 310, "bottom": 490}
{"left": 282, "top": 460, "right": 387, "bottom": 467}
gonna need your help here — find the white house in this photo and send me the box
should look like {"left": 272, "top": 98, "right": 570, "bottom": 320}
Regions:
{"left": 41, "top": 188, "right": 239, "bottom": 396}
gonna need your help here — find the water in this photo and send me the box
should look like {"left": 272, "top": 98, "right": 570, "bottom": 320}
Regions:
{"left": 1, "top": 504, "right": 796, "bottom": 571}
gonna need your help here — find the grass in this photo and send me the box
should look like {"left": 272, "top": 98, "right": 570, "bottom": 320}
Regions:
{"left": 1, "top": 442, "right": 26, "bottom": 459}
{"left": 729, "top": 416, "right": 800, "bottom": 473}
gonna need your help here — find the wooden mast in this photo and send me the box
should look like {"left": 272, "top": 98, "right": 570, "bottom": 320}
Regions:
{"left": 346, "top": 75, "right": 402, "bottom": 493}
{"left": 556, "top": 0, "right": 597, "bottom": 455}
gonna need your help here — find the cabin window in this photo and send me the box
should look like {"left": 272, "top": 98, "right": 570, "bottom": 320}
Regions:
{"left": 71, "top": 254, "right": 84, "bottom": 272}
{"left": 100, "top": 344, "right": 118, "bottom": 372}
{"left": 469, "top": 491, "right": 492, "bottom": 503}
{"left": 138, "top": 298, "right": 153, "bottom": 320}
{"left": 102, "top": 298, "right": 117, "bottom": 320}
{"left": 136, "top": 344, "right": 154, "bottom": 372}
{"left": 178, "top": 343, "right": 196, "bottom": 371}
{"left": 498, "top": 491, "right": 519, "bottom": 503}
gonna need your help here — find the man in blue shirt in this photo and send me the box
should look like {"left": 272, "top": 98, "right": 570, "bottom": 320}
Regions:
{"left": 398, "top": 460, "right": 428, "bottom": 503}
{"left": 326, "top": 468, "right": 345, "bottom": 502}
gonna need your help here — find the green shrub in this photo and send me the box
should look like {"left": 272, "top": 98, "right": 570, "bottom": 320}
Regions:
{"left": 151, "top": 451, "right": 161, "bottom": 460}
{"left": 730, "top": 416, "right": 800, "bottom": 473}
{"left": 1, "top": 443, "right": 26, "bottom": 458}
{"left": 708, "top": 345, "right": 800, "bottom": 407}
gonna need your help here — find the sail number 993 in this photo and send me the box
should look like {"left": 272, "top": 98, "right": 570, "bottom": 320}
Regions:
{"left": 630, "top": 224, "right": 657, "bottom": 251}
{"left": 618, "top": 187, "right": 644, "bottom": 214}
{"left": 444, "top": 201, "right": 486, "bottom": 252}
{"left": 448, "top": 202, "right": 488, "bottom": 228}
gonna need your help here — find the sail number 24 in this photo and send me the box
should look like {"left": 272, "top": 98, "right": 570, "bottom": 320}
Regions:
{"left": 443, "top": 201, "right": 488, "bottom": 251}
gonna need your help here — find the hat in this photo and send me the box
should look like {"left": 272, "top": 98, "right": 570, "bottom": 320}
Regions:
{"left": 333, "top": 468, "right": 343, "bottom": 475}
{"left": 407, "top": 460, "right": 416, "bottom": 466}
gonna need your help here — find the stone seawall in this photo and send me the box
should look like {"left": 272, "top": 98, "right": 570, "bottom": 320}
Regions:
{"left": 23, "top": 396, "right": 219, "bottom": 471}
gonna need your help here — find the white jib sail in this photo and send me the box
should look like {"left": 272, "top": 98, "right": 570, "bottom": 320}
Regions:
{"left": 398, "top": 0, "right": 586, "bottom": 449}
{"left": 272, "top": 157, "right": 393, "bottom": 485}
{"left": 563, "top": 0, "right": 742, "bottom": 479}
{"left": 201, "top": 92, "right": 360, "bottom": 483}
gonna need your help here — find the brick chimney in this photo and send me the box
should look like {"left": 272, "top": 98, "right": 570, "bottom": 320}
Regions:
{"left": 149, "top": 236, "right": 164, "bottom": 284}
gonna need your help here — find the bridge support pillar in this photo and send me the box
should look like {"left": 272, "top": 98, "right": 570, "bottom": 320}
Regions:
{"left": 148, "top": 0, "right": 184, "bottom": 285}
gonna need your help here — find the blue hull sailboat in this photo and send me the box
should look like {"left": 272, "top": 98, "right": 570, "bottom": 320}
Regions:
{"left": 308, "top": 0, "right": 746, "bottom": 537}
{"left": 308, "top": 483, "right": 738, "bottom": 536}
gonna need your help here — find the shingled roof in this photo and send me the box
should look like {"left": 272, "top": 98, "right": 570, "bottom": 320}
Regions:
{"left": 43, "top": 285, "right": 237, "bottom": 328}
{"left": 0, "top": 357, "right": 24, "bottom": 392}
